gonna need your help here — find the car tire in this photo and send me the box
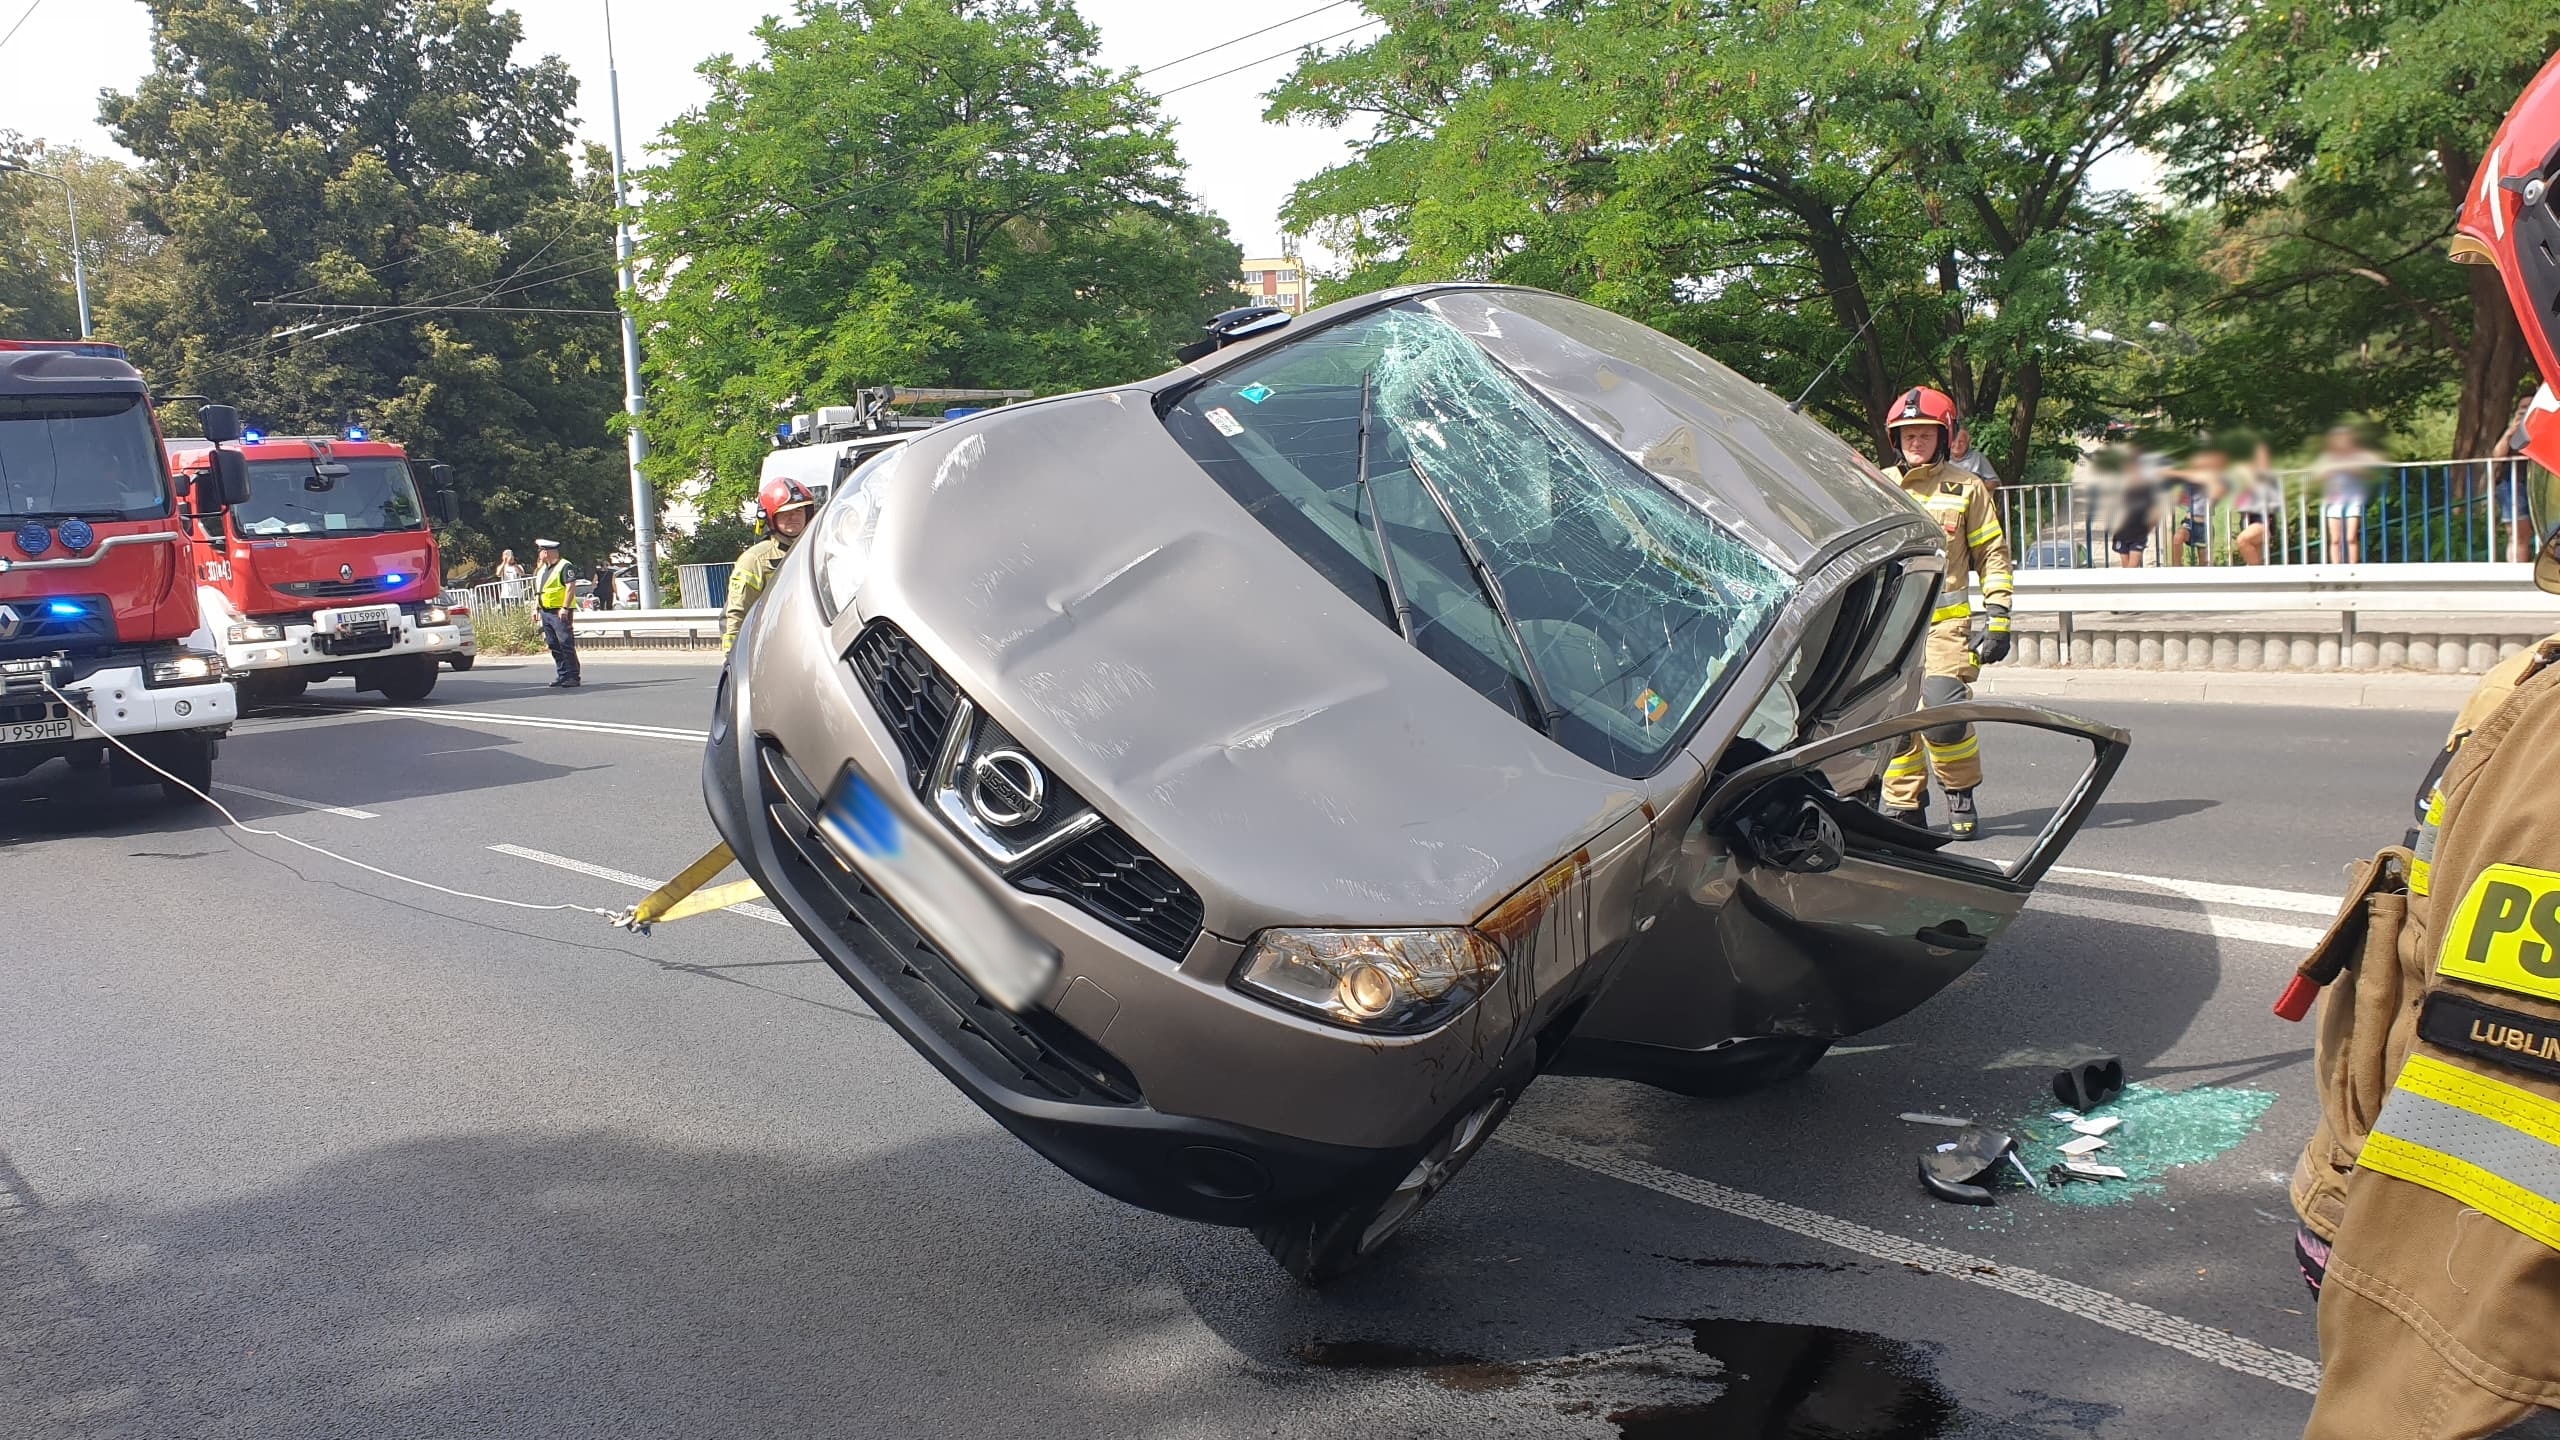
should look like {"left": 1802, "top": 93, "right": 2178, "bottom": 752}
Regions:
{"left": 153, "top": 737, "right": 215, "bottom": 806}
{"left": 243, "top": 673, "right": 308, "bottom": 708}
{"left": 1644, "top": 1037, "right": 1833, "bottom": 1098}
{"left": 376, "top": 655, "right": 437, "bottom": 704}
{"left": 65, "top": 746, "right": 103, "bottom": 772}
{"left": 1252, "top": 1085, "right": 1518, "bottom": 1286}
{"left": 448, "top": 654, "right": 475, "bottom": 672}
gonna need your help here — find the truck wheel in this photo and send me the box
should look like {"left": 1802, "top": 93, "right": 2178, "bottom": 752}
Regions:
{"left": 1252, "top": 1085, "right": 1517, "bottom": 1286}
{"left": 154, "top": 737, "right": 215, "bottom": 806}
{"left": 66, "top": 746, "right": 103, "bottom": 772}
{"left": 376, "top": 655, "right": 437, "bottom": 703}
{"left": 448, "top": 654, "right": 475, "bottom": 672}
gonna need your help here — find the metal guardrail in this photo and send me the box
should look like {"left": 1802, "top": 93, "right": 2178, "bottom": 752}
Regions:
{"left": 1998, "top": 458, "right": 2547, "bottom": 571}
{"left": 2011, "top": 562, "right": 2560, "bottom": 616}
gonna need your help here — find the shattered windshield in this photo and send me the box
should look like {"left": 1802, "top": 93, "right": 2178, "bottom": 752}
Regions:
{"left": 1164, "top": 303, "right": 1792, "bottom": 776}
{"left": 0, "top": 393, "right": 171, "bottom": 520}
{"left": 235, "top": 458, "right": 424, "bottom": 537}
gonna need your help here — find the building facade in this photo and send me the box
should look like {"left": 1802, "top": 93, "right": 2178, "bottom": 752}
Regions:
{"left": 1239, "top": 256, "right": 1308, "bottom": 315}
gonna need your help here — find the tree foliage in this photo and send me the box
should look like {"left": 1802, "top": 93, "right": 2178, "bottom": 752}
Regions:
{"left": 631, "top": 0, "right": 1244, "bottom": 519}
{"left": 0, "top": 137, "right": 167, "bottom": 339}
{"left": 99, "top": 0, "right": 631, "bottom": 573}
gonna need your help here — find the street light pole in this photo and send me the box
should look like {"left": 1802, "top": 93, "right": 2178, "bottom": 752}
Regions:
{"left": 604, "top": 0, "right": 662, "bottom": 609}
{"left": 0, "top": 161, "right": 91, "bottom": 338}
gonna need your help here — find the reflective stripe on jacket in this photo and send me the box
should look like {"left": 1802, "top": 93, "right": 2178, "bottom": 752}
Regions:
{"left": 1891, "top": 462, "right": 2012, "bottom": 620}
{"left": 721, "top": 536, "right": 792, "bottom": 652}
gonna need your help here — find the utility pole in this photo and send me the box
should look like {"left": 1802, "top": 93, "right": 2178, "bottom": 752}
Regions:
{"left": 0, "top": 160, "right": 91, "bottom": 338}
{"left": 606, "top": 0, "right": 662, "bottom": 608}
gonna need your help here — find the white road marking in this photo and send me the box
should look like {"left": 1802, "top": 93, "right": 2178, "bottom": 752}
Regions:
{"left": 309, "top": 703, "right": 710, "bottom": 743}
{"left": 212, "top": 783, "right": 380, "bottom": 820}
{"left": 1499, "top": 1125, "right": 2320, "bottom": 1395}
{"left": 2025, "top": 892, "right": 2326, "bottom": 950}
{"left": 2048, "top": 865, "right": 2340, "bottom": 916}
{"left": 488, "top": 844, "right": 788, "bottom": 927}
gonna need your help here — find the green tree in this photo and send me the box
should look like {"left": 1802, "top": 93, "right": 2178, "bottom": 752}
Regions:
{"left": 0, "top": 136, "right": 166, "bottom": 338}
{"left": 2165, "top": 0, "right": 2560, "bottom": 459}
{"left": 99, "top": 0, "right": 629, "bottom": 571}
{"left": 1271, "top": 0, "right": 2228, "bottom": 481}
{"left": 632, "top": 0, "right": 1243, "bottom": 519}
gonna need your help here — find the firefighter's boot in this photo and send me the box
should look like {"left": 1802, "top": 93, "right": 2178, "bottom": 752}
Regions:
{"left": 1946, "top": 787, "right": 1980, "bottom": 840}
{"left": 1883, "top": 796, "right": 1930, "bottom": 830}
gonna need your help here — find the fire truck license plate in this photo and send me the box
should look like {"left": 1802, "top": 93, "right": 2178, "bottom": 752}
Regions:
{"left": 0, "top": 719, "right": 72, "bottom": 746}
{"left": 321, "top": 605, "right": 395, "bottom": 636}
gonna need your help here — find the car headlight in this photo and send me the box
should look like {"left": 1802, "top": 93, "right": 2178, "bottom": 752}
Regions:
{"left": 228, "top": 621, "right": 286, "bottom": 644}
{"left": 812, "top": 481, "right": 883, "bottom": 622}
{"left": 146, "top": 650, "right": 225, "bottom": 687}
{"left": 420, "top": 603, "right": 450, "bottom": 625}
{"left": 1233, "top": 928, "right": 1504, "bottom": 1033}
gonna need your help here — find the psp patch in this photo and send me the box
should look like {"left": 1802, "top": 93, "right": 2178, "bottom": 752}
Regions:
{"left": 2438, "top": 863, "right": 2560, "bottom": 1004}
{"left": 2420, "top": 990, "right": 2560, "bottom": 1083}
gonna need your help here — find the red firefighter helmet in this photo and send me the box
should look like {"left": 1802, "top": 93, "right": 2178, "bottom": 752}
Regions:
{"left": 1885, "top": 386, "right": 1958, "bottom": 457}
{"left": 2453, "top": 48, "right": 2560, "bottom": 476}
{"left": 758, "top": 475, "right": 818, "bottom": 524}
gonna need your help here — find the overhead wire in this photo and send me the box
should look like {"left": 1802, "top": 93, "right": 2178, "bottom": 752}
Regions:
{"left": 0, "top": 0, "right": 44, "bottom": 54}
{"left": 1151, "top": 19, "right": 1385, "bottom": 98}
{"left": 1131, "top": 1, "right": 1355, "bottom": 79}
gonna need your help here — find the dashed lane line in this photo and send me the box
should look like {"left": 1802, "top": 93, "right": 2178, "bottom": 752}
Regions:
{"left": 2025, "top": 891, "right": 2326, "bottom": 950}
{"left": 1498, "top": 1125, "right": 2321, "bottom": 1395}
{"left": 212, "top": 783, "right": 380, "bottom": 820}
{"left": 2048, "top": 864, "right": 2339, "bottom": 916}
{"left": 489, "top": 844, "right": 788, "bottom": 927}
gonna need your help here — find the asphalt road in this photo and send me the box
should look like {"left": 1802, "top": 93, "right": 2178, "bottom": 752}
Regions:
{"left": 0, "top": 656, "right": 2457, "bottom": 1438}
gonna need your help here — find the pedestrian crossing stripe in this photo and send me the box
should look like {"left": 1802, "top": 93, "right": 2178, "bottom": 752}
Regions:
{"left": 2361, "top": 1053, "right": 2560, "bottom": 1253}
{"left": 2438, "top": 863, "right": 2560, "bottom": 1004}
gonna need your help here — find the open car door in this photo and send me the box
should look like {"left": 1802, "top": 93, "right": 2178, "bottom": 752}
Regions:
{"left": 1554, "top": 700, "right": 2130, "bottom": 1095}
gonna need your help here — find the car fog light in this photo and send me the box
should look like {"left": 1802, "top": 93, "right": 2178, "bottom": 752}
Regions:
{"left": 1234, "top": 927, "right": 1502, "bottom": 1034}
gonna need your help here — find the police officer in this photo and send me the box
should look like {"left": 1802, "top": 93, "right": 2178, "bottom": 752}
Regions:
{"left": 533, "top": 538, "right": 581, "bottom": 688}
{"left": 1879, "top": 386, "right": 2014, "bottom": 838}
{"left": 722, "top": 477, "right": 818, "bottom": 653}
{"left": 2283, "top": 48, "right": 2560, "bottom": 1439}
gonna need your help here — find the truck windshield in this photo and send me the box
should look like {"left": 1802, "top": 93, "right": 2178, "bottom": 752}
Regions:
{"left": 0, "top": 392, "right": 171, "bottom": 520}
{"left": 235, "top": 458, "right": 425, "bottom": 537}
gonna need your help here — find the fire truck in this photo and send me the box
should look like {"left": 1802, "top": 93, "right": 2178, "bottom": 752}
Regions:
{"left": 0, "top": 340, "right": 238, "bottom": 801}
{"left": 757, "top": 385, "right": 1031, "bottom": 501}
{"left": 167, "top": 429, "right": 462, "bottom": 705}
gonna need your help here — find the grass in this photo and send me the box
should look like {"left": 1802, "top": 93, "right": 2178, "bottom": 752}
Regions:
{"left": 472, "top": 602, "right": 545, "bottom": 656}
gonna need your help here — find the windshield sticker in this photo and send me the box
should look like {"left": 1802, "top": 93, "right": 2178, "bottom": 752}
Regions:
{"left": 1636, "top": 688, "right": 1668, "bottom": 726}
{"left": 1237, "top": 384, "right": 1273, "bottom": 404}
{"left": 1205, "top": 407, "right": 1244, "bottom": 437}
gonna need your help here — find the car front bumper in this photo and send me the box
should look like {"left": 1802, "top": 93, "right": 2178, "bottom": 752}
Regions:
{"left": 224, "top": 610, "right": 464, "bottom": 673}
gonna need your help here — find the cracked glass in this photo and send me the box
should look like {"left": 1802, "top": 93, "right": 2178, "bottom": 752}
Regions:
{"left": 1164, "top": 302, "right": 1793, "bottom": 777}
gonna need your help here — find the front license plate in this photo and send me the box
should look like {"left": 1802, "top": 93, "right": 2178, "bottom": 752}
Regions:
{"left": 320, "top": 605, "right": 396, "bottom": 636}
{"left": 0, "top": 718, "right": 73, "bottom": 746}
{"left": 816, "top": 766, "right": 1058, "bottom": 1012}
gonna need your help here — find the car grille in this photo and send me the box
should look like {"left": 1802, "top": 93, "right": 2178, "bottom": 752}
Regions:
{"left": 847, "top": 622, "right": 962, "bottom": 787}
{"left": 756, "top": 739, "right": 1142, "bottom": 1106}
{"left": 845, "top": 619, "right": 1205, "bottom": 961}
{"left": 279, "top": 577, "right": 397, "bottom": 599}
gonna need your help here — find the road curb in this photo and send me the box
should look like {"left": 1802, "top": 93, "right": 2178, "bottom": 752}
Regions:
{"left": 1977, "top": 667, "right": 2476, "bottom": 711}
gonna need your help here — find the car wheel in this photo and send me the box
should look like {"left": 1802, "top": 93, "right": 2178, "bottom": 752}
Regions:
{"left": 375, "top": 656, "right": 438, "bottom": 704}
{"left": 65, "top": 746, "right": 103, "bottom": 772}
{"left": 1252, "top": 1086, "right": 1517, "bottom": 1286}
{"left": 448, "top": 654, "right": 475, "bottom": 672}
{"left": 153, "top": 738, "right": 215, "bottom": 806}
{"left": 242, "top": 673, "right": 308, "bottom": 708}
{"left": 1643, "top": 1037, "right": 1832, "bottom": 1098}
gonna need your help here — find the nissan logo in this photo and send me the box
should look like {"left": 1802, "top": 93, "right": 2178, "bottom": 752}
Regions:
{"left": 966, "top": 748, "right": 1047, "bottom": 829}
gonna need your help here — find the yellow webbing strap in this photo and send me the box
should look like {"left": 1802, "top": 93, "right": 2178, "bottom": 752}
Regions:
{"left": 612, "top": 842, "right": 767, "bottom": 932}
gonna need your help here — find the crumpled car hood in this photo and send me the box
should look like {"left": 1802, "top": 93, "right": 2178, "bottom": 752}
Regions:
{"left": 860, "top": 389, "right": 1667, "bottom": 937}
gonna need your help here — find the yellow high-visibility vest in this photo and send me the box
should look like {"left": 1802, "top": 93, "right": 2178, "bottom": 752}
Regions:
{"left": 537, "top": 559, "right": 574, "bottom": 610}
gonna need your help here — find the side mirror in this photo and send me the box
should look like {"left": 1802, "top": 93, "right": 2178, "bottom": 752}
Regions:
{"left": 433, "top": 489, "right": 459, "bottom": 526}
{"left": 208, "top": 448, "right": 251, "bottom": 508}
{"left": 198, "top": 404, "right": 243, "bottom": 444}
{"left": 428, "top": 463, "right": 454, "bottom": 489}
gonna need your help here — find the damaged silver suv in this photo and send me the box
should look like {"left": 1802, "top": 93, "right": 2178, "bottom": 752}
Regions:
{"left": 705, "top": 284, "right": 2126, "bottom": 1282}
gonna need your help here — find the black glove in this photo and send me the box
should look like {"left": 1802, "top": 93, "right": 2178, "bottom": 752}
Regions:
{"left": 1970, "top": 605, "right": 2012, "bottom": 666}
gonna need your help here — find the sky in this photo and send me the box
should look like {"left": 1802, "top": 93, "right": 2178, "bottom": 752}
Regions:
{"left": 0, "top": 0, "right": 1374, "bottom": 263}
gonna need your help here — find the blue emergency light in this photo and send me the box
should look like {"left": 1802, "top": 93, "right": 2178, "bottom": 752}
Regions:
{"left": 344, "top": 425, "right": 368, "bottom": 441}
{"left": 242, "top": 427, "right": 267, "bottom": 442}
{"left": 14, "top": 522, "right": 49, "bottom": 557}
{"left": 46, "top": 600, "right": 84, "bottom": 618}
{"left": 384, "top": 573, "right": 406, "bottom": 585}
{"left": 56, "top": 519, "right": 93, "bottom": 551}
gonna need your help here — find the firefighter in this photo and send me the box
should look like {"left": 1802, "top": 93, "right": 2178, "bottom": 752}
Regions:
{"left": 722, "top": 476, "right": 818, "bottom": 653}
{"left": 533, "top": 538, "right": 580, "bottom": 689}
{"left": 1879, "top": 386, "right": 2013, "bottom": 838}
{"left": 2283, "top": 47, "right": 2560, "bottom": 1439}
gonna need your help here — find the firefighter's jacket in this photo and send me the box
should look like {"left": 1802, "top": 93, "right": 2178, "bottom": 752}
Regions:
{"left": 721, "top": 533, "right": 796, "bottom": 652}
{"left": 1889, "top": 461, "right": 2012, "bottom": 626}
{"left": 2290, "top": 637, "right": 2560, "bottom": 1437}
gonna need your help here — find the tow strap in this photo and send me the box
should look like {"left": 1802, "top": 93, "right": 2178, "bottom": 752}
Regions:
{"left": 611, "top": 841, "right": 770, "bottom": 933}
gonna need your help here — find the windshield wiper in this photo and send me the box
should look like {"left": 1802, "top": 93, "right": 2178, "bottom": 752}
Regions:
{"left": 1353, "top": 368, "right": 1422, "bottom": 644}
{"left": 1401, "top": 449, "right": 1564, "bottom": 733}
